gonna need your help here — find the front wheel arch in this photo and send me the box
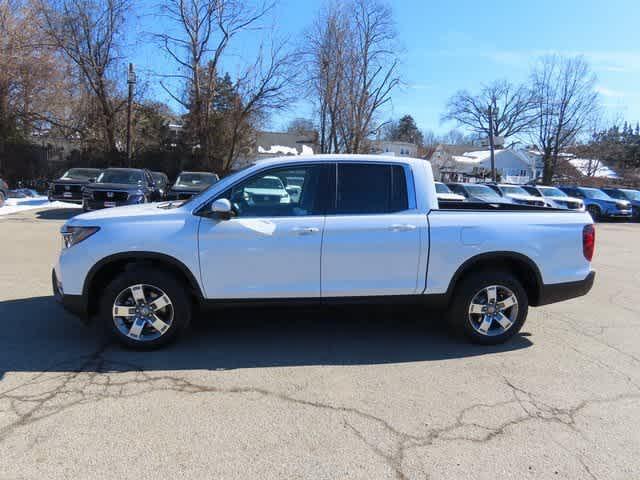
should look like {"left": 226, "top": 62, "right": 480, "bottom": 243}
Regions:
{"left": 84, "top": 252, "right": 203, "bottom": 316}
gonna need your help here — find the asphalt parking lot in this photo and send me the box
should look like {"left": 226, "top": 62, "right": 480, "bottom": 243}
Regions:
{"left": 0, "top": 207, "right": 639, "bottom": 480}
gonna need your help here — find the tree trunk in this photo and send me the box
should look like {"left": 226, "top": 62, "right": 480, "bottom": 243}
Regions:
{"left": 542, "top": 155, "right": 554, "bottom": 185}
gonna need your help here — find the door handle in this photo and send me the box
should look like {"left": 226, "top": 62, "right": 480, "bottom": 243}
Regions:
{"left": 389, "top": 224, "right": 416, "bottom": 232}
{"left": 292, "top": 226, "right": 320, "bottom": 235}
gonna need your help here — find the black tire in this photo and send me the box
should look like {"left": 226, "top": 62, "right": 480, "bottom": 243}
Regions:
{"left": 99, "top": 267, "right": 191, "bottom": 349}
{"left": 0, "top": 191, "right": 5, "bottom": 208}
{"left": 587, "top": 205, "right": 601, "bottom": 222}
{"left": 448, "top": 270, "right": 528, "bottom": 345}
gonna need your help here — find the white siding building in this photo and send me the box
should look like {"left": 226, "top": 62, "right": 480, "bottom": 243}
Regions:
{"left": 372, "top": 140, "right": 418, "bottom": 157}
{"left": 431, "top": 145, "right": 541, "bottom": 184}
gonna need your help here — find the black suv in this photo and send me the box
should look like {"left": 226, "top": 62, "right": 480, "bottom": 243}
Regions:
{"left": 48, "top": 168, "right": 102, "bottom": 204}
{"left": 82, "top": 168, "right": 163, "bottom": 211}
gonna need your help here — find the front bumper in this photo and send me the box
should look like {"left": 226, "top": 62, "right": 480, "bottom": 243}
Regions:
{"left": 52, "top": 268, "right": 89, "bottom": 322}
{"left": 49, "top": 193, "right": 83, "bottom": 204}
{"left": 83, "top": 198, "right": 142, "bottom": 210}
{"left": 167, "top": 190, "right": 199, "bottom": 200}
{"left": 604, "top": 210, "right": 632, "bottom": 218}
{"left": 535, "top": 271, "right": 596, "bottom": 306}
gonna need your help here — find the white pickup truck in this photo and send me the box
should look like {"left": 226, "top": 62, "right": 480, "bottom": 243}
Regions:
{"left": 53, "top": 155, "right": 596, "bottom": 349}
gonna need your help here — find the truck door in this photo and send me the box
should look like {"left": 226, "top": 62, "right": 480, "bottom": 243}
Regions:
{"left": 321, "top": 162, "right": 426, "bottom": 297}
{"left": 198, "top": 164, "right": 330, "bottom": 299}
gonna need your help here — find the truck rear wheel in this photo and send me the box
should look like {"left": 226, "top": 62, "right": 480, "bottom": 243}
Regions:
{"left": 448, "top": 270, "right": 528, "bottom": 345}
{"left": 99, "top": 267, "right": 191, "bottom": 349}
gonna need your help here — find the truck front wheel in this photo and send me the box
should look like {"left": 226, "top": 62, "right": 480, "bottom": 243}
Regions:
{"left": 448, "top": 270, "right": 528, "bottom": 345}
{"left": 99, "top": 267, "right": 191, "bottom": 349}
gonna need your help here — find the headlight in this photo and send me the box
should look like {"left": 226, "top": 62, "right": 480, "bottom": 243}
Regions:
{"left": 61, "top": 225, "right": 100, "bottom": 248}
{"left": 128, "top": 194, "right": 145, "bottom": 203}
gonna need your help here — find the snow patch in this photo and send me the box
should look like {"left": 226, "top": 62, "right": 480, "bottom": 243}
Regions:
{"left": 258, "top": 145, "right": 299, "bottom": 155}
{"left": 0, "top": 196, "right": 81, "bottom": 216}
{"left": 569, "top": 158, "right": 619, "bottom": 178}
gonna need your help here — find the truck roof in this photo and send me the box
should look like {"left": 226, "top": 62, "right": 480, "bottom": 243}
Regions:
{"left": 254, "top": 154, "right": 427, "bottom": 168}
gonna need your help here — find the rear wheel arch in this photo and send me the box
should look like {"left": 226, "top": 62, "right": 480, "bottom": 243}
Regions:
{"left": 446, "top": 252, "right": 543, "bottom": 306}
{"left": 84, "top": 252, "right": 203, "bottom": 315}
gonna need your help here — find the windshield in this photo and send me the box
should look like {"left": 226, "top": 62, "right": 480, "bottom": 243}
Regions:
{"left": 581, "top": 188, "right": 611, "bottom": 200}
{"left": 175, "top": 173, "right": 217, "bottom": 188}
{"left": 620, "top": 189, "right": 640, "bottom": 201}
{"left": 61, "top": 168, "right": 100, "bottom": 180}
{"left": 435, "top": 183, "right": 452, "bottom": 194}
{"left": 465, "top": 185, "right": 503, "bottom": 200}
{"left": 96, "top": 170, "right": 144, "bottom": 185}
{"left": 539, "top": 186, "right": 567, "bottom": 197}
{"left": 500, "top": 186, "right": 529, "bottom": 196}
{"left": 246, "top": 177, "right": 284, "bottom": 190}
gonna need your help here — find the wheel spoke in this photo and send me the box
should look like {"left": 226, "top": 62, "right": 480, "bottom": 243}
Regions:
{"left": 495, "top": 312, "right": 513, "bottom": 330}
{"left": 148, "top": 313, "right": 170, "bottom": 334}
{"left": 149, "top": 294, "right": 171, "bottom": 312}
{"left": 128, "top": 317, "right": 146, "bottom": 339}
{"left": 478, "top": 315, "right": 493, "bottom": 333}
{"left": 486, "top": 286, "right": 497, "bottom": 304}
{"left": 113, "top": 305, "right": 136, "bottom": 317}
{"left": 497, "top": 295, "right": 517, "bottom": 311}
{"left": 130, "top": 285, "right": 146, "bottom": 304}
{"left": 469, "top": 302, "right": 485, "bottom": 315}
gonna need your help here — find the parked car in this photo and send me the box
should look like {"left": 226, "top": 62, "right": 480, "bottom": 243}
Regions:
{"left": 435, "top": 182, "right": 465, "bottom": 202}
{"left": 521, "top": 185, "right": 585, "bottom": 211}
{"left": 485, "top": 184, "right": 548, "bottom": 207}
{"left": 167, "top": 171, "right": 219, "bottom": 200}
{"left": 48, "top": 168, "right": 102, "bottom": 204}
{"left": 557, "top": 186, "right": 632, "bottom": 221}
{"left": 241, "top": 175, "right": 291, "bottom": 206}
{"left": 151, "top": 171, "right": 170, "bottom": 200}
{"left": 600, "top": 187, "right": 640, "bottom": 220}
{"left": 0, "top": 178, "right": 8, "bottom": 207}
{"left": 82, "top": 168, "right": 162, "bottom": 211}
{"left": 54, "top": 155, "right": 595, "bottom": 349}
{"left": 447, "top": 182, "right": 510, "bottom": 203}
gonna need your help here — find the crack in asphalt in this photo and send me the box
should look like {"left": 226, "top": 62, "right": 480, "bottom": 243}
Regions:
{"left": 1, "top": 344, "right": 639, "bottom": 479}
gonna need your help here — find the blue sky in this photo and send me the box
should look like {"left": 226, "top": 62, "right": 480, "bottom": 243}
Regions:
{"left": 131, "top": 0, "right": 640, "bottom": 134}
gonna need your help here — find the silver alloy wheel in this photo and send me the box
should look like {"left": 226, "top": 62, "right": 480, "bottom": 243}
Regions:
{"left": 112, "top": 284, "right": 174, "bottom": 342}
{"left": 467, "top": 285, "right": 519, "bottom": 337}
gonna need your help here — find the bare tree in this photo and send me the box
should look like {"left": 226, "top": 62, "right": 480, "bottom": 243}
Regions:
{"left": 303, "top": 0, "right": 400, "bottom": 154}
{"left": 34, "top": 0, "right": 130, "bottom": 155}
{"left": 156, "top": 0, "right": 278, "bottom": 170}
{"left": 303, "top": 3, "right": 348, "bottom": 153}
{"left": 218, "top": 43, "right": 299, "bottom": 173}
{"left": 442, "top": 80, "right": 537, "bottom": 180}
{"left": 530, "top": 55, "right": 600, "bottom": 184}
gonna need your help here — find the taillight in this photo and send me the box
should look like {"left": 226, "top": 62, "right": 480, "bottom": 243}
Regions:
{"left": 583, "top": 224, "right": 595, "bottom": 261}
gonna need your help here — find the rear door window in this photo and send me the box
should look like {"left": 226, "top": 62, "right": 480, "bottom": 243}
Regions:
{"left": 334, "top": 163, "right": 408, "bottom": 214}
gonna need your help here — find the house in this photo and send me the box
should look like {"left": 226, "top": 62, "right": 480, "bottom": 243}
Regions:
{"left": 233, "top": 131, "right": 317, "bottom": 169}
{"left": 430, "top": 144, "right": 541, "bottom": 184}
{"left": 371, "top": 140, "right": 418, "bottom": 157}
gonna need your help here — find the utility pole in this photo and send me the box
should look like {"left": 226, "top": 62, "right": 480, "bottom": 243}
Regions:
{"left": 126, "top": 63, "right": 136, "bottom": 166}
{"left": 487, "top": 105, "right": 497, "bottom": 182}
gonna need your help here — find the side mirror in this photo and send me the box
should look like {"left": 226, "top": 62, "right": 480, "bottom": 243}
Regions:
{"left": 211, "top": 198, "right": 233, "bottom": 219}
